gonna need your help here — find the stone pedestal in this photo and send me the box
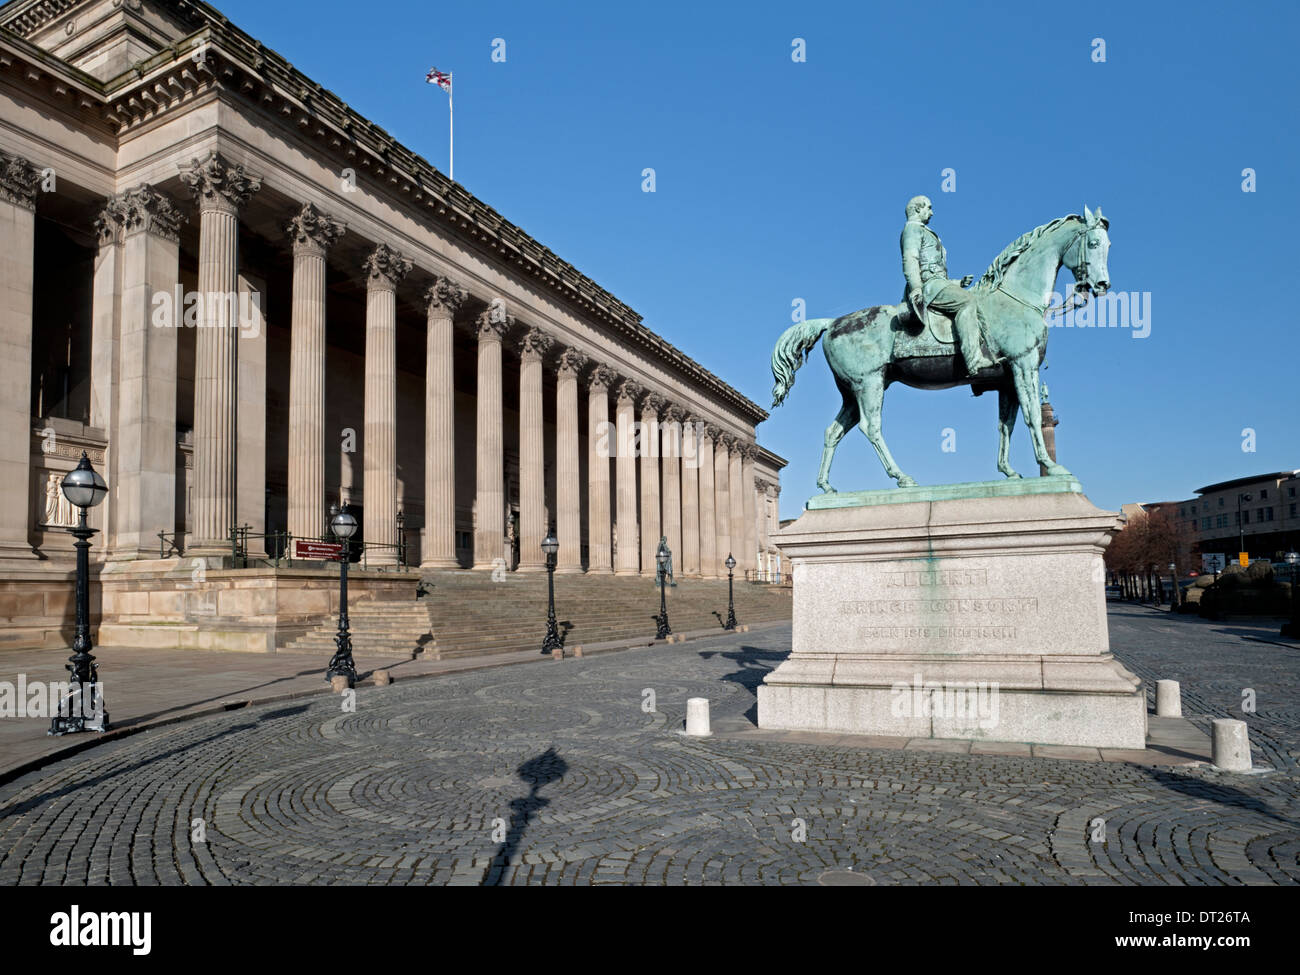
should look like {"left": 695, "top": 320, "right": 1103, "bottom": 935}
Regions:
{"left": 758, "top": 478, "right": 1146, "bottom": 749}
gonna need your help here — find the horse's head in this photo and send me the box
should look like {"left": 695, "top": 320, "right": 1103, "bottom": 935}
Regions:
{"left": 1066, "top": 206, "right": 1111, "bottom": 297}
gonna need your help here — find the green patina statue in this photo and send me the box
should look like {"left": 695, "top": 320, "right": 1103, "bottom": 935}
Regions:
{"left": 771, "top": 201, "right": 1110, "bottom": 490}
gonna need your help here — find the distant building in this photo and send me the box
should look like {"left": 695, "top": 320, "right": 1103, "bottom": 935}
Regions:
{"left": 1178, "top": 471, "right": 1300, "bottom": 561}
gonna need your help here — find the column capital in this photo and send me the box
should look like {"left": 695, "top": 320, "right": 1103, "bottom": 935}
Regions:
{"left": 739, "top": 440, "right": 758, "bottom": 460}
{"left": 662, "top": 404, "right": 686, "bottom": 424}
{"left": 117, "top": 184, "right": 185, "bottom": 242}
{"left": 425, "top": 275, "right": 469, "bottom": 315}
{"left": 702, "top": 423, "right": 721, "bottom": 444}
{"left": 287, "top": 202, "right": 344, "bottom": 254}
{"left": 180, "top": 150, "right": 261, "bottom": 214}
{"left": 756, "top": 477, "right": 772, "bottom": 492}
{"left": 363, "top": 243, "right": 412, "bottom": 291}
{"left": 614, "top": 379, "right": 644, "bottom": 407}
{"left": 518, "top": 326, "right": 554, "bottom": 363}
{"left": 93, "top": 195, "right": 128, "bottom": 246}
{"left": 475, "top": 306, "right": 512, "bottom": 342}
{"left": 0, "top": 150, "right": 42, "bottom": 209}
{"left": 641, "top": 392, "right": 666, "bottom": 416}
{"left": 557, "top": 346, "right": 589, "bottom": 378}
{"left": 587, "top": 362, "right": 618, "bottom": 392}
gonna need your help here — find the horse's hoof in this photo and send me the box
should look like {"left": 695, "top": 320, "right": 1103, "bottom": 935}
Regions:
{"left": 897, "top": 475, "right": 918, "bottom": 488}
{"left": 818, "top": 483, "right": 837, "bottom": 494}
{"left": 1044, "top": 464, "right": 1072, "bottom": 478}
{"left": 1000, "top": 469, "right": 1022, "bottom": 479}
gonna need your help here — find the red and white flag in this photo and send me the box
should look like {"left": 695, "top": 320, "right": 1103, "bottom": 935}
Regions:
{"left": 426, "top": 67, "right": 452, "bottom": 94}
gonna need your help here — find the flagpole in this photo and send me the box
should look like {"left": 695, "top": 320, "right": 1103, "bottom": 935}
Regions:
{"left": 449, "top": 84, "right": 454, "bottom": 182}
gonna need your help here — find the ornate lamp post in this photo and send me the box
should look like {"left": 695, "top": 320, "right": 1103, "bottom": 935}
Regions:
{"left": 49, "top": 452, "right": 109, "bottom": 736}
{"left": 1168, "top": 561, "right": 1179, "bottom": 612}
{"left": 541, "top": 533, "right": 562, "bottom": 654}
{"left": 724, "top": 553, "right": 738, "bottom": 631}
{"left": 326, "top": 503, "right": 359, "bottom": 686}
{"left": 1283, "top": 551, "right": 1300, "bottom": 639}
{"left": 655, "top": 538, "right": 672, "bottom": 639}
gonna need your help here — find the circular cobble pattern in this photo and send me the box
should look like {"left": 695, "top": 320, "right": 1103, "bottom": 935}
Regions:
{"left": 0, "top": 605, "right": 1297, "bottom": 885}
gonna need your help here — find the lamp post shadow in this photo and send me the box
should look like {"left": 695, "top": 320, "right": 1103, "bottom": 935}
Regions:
{"left": 481, "top": 746, "right": 568, "bottom": 886}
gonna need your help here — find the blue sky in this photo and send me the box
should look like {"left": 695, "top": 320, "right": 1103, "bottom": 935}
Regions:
{"left": 220, "top": 0, "right": 1297, "bottom": 518}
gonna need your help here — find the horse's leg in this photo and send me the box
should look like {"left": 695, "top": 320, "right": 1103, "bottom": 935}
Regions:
{"left": 997, "top": 382, "right": 1021, "bottom": 478}
{"left": 856, "top": 372, "right": 916, "bottom": 487}
{"left": 1010, "top": 356, "right": 1071, "bottom": 477}
{"left": 816, "top": 391, "right": 858, "bottom": 493}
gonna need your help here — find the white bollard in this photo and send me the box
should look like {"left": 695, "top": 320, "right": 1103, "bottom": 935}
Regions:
{"left": 686, "top": 697, "right": 711, "bottom": 736}
{"left": 1211, "top": 719, "right": 1252, "bottom": 771}
{"left": 1155, "top": 679, "right": 1181, "bottom": 717}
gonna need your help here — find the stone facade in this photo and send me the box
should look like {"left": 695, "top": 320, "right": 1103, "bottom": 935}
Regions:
{"left": 0, "top": 0, "right": 785, "bottom": 649}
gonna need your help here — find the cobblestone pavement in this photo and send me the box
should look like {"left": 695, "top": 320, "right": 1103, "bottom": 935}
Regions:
{"left": 0, "top": 605, "right": 1296, "bottom": 885}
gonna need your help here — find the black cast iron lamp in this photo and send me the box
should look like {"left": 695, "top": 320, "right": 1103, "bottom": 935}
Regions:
{"left": 655, "top": 539, "right": 672, "bottom": 639}
{"left": 724, "top": 553, "right": 738, "bottom": 631}
{"left": 1284, "top": 551, "right": 1299, "bottom": 639}
{"left": 326, "top": 503, "right": 358, "bottom": 686}
{"left": 541, "top": 533, "right": 562, "bottom": 654}
{"left": 49, "top": 451, "right": 109, "bottom": 736}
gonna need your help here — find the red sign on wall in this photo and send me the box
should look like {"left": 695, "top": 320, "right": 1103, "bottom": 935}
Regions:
{"left": 295, "top": 540, "right": 343, "bottom": 560}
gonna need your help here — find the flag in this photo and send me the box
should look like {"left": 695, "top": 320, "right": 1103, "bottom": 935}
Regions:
{"left": 426, "top": 67, "right": 452, "bottom": 94}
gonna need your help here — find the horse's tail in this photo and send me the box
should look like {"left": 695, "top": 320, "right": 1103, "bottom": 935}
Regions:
{"left": 771, "top": 317, "right": 833, "bottom": 408}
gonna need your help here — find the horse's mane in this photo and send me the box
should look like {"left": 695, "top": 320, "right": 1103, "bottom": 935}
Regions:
{"left": 971, "top": 215, "right": 1080, "bottom": 294}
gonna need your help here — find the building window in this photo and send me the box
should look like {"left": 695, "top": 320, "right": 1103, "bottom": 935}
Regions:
{"left": 1291, "top": 503, "right": 1297, "bottom": 517}
{"left": 1261, "top": 488, "right": 1268, "bottom": 499}
{"left": 1202, "top": 516, "right": 1210, "bottom": 530}
{"left": 1266, "top": 507, "right": 1274, "bottom": 522}
{"left": 1218, "top": 497, "right": 1225, "bottom": 507}
{"left": 1242, "top": 510, "right": 1250, "bottom": 524}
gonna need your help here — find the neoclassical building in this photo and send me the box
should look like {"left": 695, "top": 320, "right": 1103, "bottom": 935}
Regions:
{"left": 0, "top": 0, "right": 785, "bottom": 650}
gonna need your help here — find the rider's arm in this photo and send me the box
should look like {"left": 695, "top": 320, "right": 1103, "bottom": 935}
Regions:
{"left": 900, "top": 223, "right": 924, "bottom": 298}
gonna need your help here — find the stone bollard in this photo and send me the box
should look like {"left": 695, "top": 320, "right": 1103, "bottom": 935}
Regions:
{"left": 1155, "top": 679, "right": 1181, "bottom": 716}
{"left": 1211, "top": 719, "right": 1252, "bottom": 771}
{"left": 330, "top": 675, "right": 351, "bottom": 693}
{"left": 374, "top": 670, "right": 391, "bottom": 687}
{"left": 551, "top": 647, "right": 564, "bottom": 661}
{"left": 686, "top": 697, "right": 711, "bottom": 736}
{"left": 572, "top": 646, "right": 583, "bottom": 658}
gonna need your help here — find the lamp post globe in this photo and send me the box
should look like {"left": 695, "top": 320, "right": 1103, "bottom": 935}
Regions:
{"left": 655, "top": 539, "right": 672, "bottom": 639}
{"left": 326, "top": 503, "right": 359, "bottom": 686}
{"left": 724, "top": 553, "right": 738, "bottom": 631}
{"left": 1283, "top": 550, "right": 1300, "bottom": 639}
{"left": 50, "top": 451, "right": 110, "bottom": 735}
{"left": 541, "top": 533, "right": 562, "bottom": 655}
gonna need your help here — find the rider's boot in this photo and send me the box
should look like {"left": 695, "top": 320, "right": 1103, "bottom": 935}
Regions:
{"left": 955, "top": 307, "right": 995, "bottom": 373}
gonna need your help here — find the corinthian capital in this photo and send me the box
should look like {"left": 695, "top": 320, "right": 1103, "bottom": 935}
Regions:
{"left": 662, "top": 404, "right": 686, "bottom": 425}
{"left": 363, "top": 243, "right": 412, "bottom": 290}
{"left": 287, "top": 202, "right": 344, "bottom": 254}
{"left": 180, "top": 150, "right": 261, "bottom": 213}
{"left": 557, "top": 346, "right": 590, "bottom": 378}
{"left": 518, "top": 326, "right": 554, "bottom": 362}
{"left": 121, "top": 184, "right": 185, "bottom": 241}
{"left": 587, "top": 363, "right": 617, "bottom": 391}
{"left": 424, "top": 275, "right": 468, "bottom": 315}
{"left": 475, "top": 306, "right": 512, "bottom": 341}
{"left": 641, "top": 392, "right": 666, "bottom": 417}
{"left": 614, "top": 379, "right": 644, "bottom": 406}
{"left": 0, "top": 150, "right": 42, "bottom": 209}
{"left": 702, "top": 423, "right": 721, "bottom": 443}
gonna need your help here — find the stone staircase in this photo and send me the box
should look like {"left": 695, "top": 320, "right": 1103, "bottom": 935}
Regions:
{"left": 279, "top": 570, "right": 792, "bottom": 661}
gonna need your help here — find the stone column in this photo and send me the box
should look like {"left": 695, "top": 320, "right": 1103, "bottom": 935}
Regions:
{"left": 661, "top": 405, "right": 684, "bottom": 577}
{"left": 698, "top": 425, "right": 717, "bottom": 578}
{"left": 286, "top": 203, "right": 343, "bottom": 543}
{"left": 0, "top": 151, "right": 41, "bottom": 561}
{"left": 585, "top": 364, "right": 616, "bottom": 573}
{"left": 361, "top": 243, "right": 411, "bottom": 565}
{"left": 421, "top": 276, "right": 467, "bottom": 568}
{"left": 180, "top": 151, "right": 260, "bottom": 557}
{"left": 714, "top": 432, "right": 733, "bottom": 574}
{"left": 90, "top": 196, "right": 125, "bottom": 553}
{"left": 639, "top": 392, "right": 663, "bottom": 575}
{"left": 473, "top": 307, "right": 510, "bottom": 569}
{"left": 756, "top": 477, "right": 772, "bottom": 576}
{"left": 556, "top": 347, "right": 588, "bottom": 573}
{"left": 516, "top": 326, "right": 553, "bottom": 571}
{"left": 680, "top": 415, "right": 700, "bottom": 576}
{"left": 111, "top": 186, "right": 185, "bottom": 560}
{"left": 613, "top": 379, "right": 643, "bottom": 576}
{"left": 741, "top": 443, "right": 757, "bottom": 577}
{"left": 729, "top": 440, "right": 746, "bottom": 575}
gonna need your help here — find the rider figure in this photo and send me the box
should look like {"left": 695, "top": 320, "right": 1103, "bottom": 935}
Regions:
{"left": 900, "top": 195, "right": 995, "bottom": 373}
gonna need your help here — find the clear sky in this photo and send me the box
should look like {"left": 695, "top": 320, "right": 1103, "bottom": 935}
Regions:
{"left": 217, "top": 0, "right": 1298, "bottom": 519}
